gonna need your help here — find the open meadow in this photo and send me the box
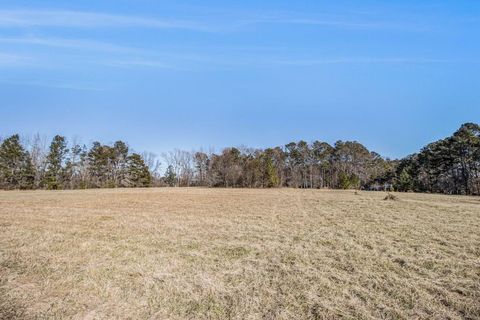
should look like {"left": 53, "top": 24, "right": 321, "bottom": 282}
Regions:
{"left": 0, "top": 188, "right": 479, "bottom": 319}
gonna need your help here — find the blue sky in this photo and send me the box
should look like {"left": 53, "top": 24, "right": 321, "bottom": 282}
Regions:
{"left": 1, "top": 0, "right": 479, "bottom": 159}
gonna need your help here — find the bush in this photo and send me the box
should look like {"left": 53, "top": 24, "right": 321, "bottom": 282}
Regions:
{"left": 384, "top": 193, "right": 398, "bottom": 201}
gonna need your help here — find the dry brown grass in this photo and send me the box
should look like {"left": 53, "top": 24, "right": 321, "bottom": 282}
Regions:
{"left": 0, "top": 188, "right": 479, "bottom": 319}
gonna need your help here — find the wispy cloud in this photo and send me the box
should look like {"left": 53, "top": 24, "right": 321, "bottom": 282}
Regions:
{"left": 0, "top": 9, "right": 429, "bottom": 33}
{"left": 0, "top": 9, "right": 213, "bottom": 31}
{"left": 0, "top": 52, "right": 34, "bottom": 66}
{"left": 238, "top": 16, "right": 379, "bottom": 29}
{"left": 1, "top": 80, "right": 107, "bottom": 91}
{"left": 0, "top": 36, "right": 141, "bottom": 53}
{"left": 234, "top": 14, "right": 430, "bottom": 32}
{"left": 106, "top": 59, "right": 172, "bottom": 69}
{"left": 270, "top": 57, "right": 475, "bottom": 66}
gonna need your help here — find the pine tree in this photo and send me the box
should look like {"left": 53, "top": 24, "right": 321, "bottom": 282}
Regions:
{"left": 19, "top": 156, "right": 35, "bottom": 190}
{"left": 451, "top": 123, "right": 480, "bottom": 194}
{"left": 125, "top": 153, "right": 152, "bottom": 187}
{"left": 164, "top": 165, "right": 177, "bottom": 187}
{"left": 87, "top": 142, "right": 111, "bottom": 188}
{"left": 261, "top": 150, "right": 280, "bottom": 188}
{"left": 397, "top": 167, "right": 413, "bottom": 192}
{"left": 44, "top": 135, "right": 69, "bottom": 190}
{"left": 0, "top": 134, "right": 35, "bottom": 189}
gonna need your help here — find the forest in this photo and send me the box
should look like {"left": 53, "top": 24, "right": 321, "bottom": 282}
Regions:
{"left": 0, "top": 123, "right": 479, "bottom": 195}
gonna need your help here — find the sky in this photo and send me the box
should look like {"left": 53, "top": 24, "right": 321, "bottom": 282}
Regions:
{"left": 1, "top": 0, "right": 479, "bottom": 159}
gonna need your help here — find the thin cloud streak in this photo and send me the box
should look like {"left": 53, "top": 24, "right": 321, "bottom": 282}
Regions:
{"left": 0, "top": 9, "right": 214, "bottom": 32}
{"left": 1, "top": 80, "right": 107, "bottom": 91}
{"left": 270, "top": 57, "right": 478, "bottom": 66}
{"left": 0, "top": 36, "right": 142, "bottom": 53}
{"left": 0, "top": 9, "right": 430, "bottom": 33}
{"left": 0, "top": 52, "right": 34, "bottom": 66}
{"left": 1, "top": 51, "right": 475, "bottom": 71}
{"left": 106, "top": 59, "right": 173, "bottom": 69}
{"left": 235, "top": 15, "right": 430, "bottom": 32}
{"left": 238, "top": 17, "right": 379, "bottom": 29}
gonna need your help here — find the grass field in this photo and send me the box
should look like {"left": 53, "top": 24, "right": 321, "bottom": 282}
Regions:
{"left": 0, "top": 188, "right": 479, "bottom": 319}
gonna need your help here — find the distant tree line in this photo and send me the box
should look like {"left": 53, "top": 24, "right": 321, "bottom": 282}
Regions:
{"left": 395, "top": 123, "right": 480, "bottom": 195}
{"left": 0, "top": 135, "right": 152, "bottom": 190}
{"left": 161, "top": 141, "right": 395, "bottom": 190}
{"left": 0, "top": 123, "right": 478, "bottom": 195}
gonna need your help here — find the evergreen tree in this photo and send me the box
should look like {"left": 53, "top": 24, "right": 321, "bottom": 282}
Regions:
{"left": 125, "top": 153, "right": 152, "bottom": 187}
{"left": 44, "top": 135, "right": 69, "bottom": 190}
{"left": 261, "top": 149, "right": 280, "bottom": 188}
{"left": 87, "top": 142, "right": 112, "bottom": 188}
{"left": 20, "top": 155, "right": 36, "bottom": 190}
{"left": 0, "top": 134, "right": 35, "bottom": 189}
{"left": 396, "top": 167, "right": 413, "bottom": 192}
{"left": 451, "top": 123, "right": 480, "bottom": 194}
{"left": 164, "top": 165, "right": 177, "bottom": 187}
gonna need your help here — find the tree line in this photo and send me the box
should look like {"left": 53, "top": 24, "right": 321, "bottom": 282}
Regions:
{"left": 395, "top": 123, "right": 480, "bottom": 195}
{"left": 0, "top": 135, "right": 151, "bottom": 190}
{"left": 0, "top": 123, "right": 478, "bottom": 194}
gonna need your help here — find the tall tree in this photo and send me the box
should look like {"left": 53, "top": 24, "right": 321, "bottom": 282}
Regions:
{"left": 194, "top": 151, "right": 209, "bottom": 186}
{"left": 311, "top": 141, "right": 334, "bottom": 188}
{"left": 141, "top": 151, "right": 161, "bottom": 184}
{"left": 112, "top": 141, "right": 129, "bottom": 187}
{"left": 87, "top": 142, "right": 112, "bottom": 188}
{"left": 64, "top": 142, "right": 88, "bottom": 189}
{"left": 28, "top": 133, "right": 48, "bottom": 188}
{"left": 0, "top": 134, "right": 35, "bottom": 189}
{"left": 44, "top": 135, "right": 69, "bottom": 190}
{"left": 164, "top": 165, "right": 177, "bottom": 187}
{"left": 261, "top": 149, "right": 280, "bottom": 188}
{"left": 125, "top": 153, "right": 152, "bottom": 187}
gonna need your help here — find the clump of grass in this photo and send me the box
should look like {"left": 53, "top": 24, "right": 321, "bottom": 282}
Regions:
{"left": 393, "top": 257, "right": 407, "bottom": 267}
{"left": 384, "top": 193, "right": 398, "bottom": 201}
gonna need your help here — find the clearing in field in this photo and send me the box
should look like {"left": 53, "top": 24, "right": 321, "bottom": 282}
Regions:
{"left": 0, "top": 188, "right": 479, "bottom": 319}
